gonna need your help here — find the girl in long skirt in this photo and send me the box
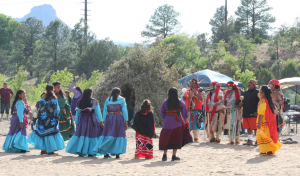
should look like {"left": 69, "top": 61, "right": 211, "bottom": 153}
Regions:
{"left": 66, "top": 88, "right": 104, "bottom": 157}
{"left": 2, "top": 90, "right": 29, "bottom": 153}
{"left": 159, "top": 87, "right": 193, "bottom": 161}
{"left": 52, "top": 81, "right": 76, "bottom": 141}
{"left": 71, "top": 86, "right": 82, "bottom": 119}
{"left": 28, "top": 85, "right": 65, "bottom": 155}
{"left": 93, "top": 87, "right": 128, "bottom": 159}
{"left": 132, "top": 99, "right": 155, "bottom": 159}
{"left": 256, "top": 86, "right": 281, "bottom": 155}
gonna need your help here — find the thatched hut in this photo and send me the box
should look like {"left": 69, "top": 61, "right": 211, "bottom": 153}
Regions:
{"left": 94, "top": 43, "right": 180, "bottom": 125}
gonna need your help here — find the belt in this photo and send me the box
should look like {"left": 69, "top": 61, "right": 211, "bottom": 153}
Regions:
{"left": 108, "top": 111, "right": 122, "bottom": 114}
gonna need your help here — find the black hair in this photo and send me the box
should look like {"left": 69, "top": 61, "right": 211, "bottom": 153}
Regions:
{"left": 52, "top": 81, "right": 65, "bottom": 98}
{"left": 275, "top": 85, "right": 280, "bottom": 90}
{"left": 11, "top": 90, "right": 25, "bottom": 114}
{"left": 167, "top": 87, "right": 181, "bottom": 111}
{"left": 65, "top": 91, "right": 70, "bottom": 94}
{"left": 77, "top": 88, "right": 93, "bottom": 109}
{"left": 45, "top": 85, "right": 56, "bottom": 101}
{"left": 75, "top": 86, "right": 83, "bottom": 95}
{"left": 261, "top": 85, "right": 275, "bottom": 114}
{"left": 109, "top": 87, "right": 121, "bottom": 102}
{"left": 141, "top": 99, "right": 153, "bottom": 113}
{"left": 3, "top": 82, "right": 7, "bottom": 85}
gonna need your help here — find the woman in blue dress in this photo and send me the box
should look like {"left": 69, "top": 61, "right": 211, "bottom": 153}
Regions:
{"left": 66, "top": 88, "right": 104, "bottom": 157}
{"left": 2, "top": 90, "right": 29, "bottom": 153}
{"left": 93, "top": 87, "right": 128, "bottom": 159}
{"left": 27, "top": 85, "right": 65, "bottom": 155}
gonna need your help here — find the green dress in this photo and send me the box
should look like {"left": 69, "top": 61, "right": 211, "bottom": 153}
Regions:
{"left": 57, "top": 93, "right": 76, "bottom": 141}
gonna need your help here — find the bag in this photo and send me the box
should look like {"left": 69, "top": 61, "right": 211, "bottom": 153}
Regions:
{"left": 196, "top": 110, "right": 206, "bottom": 129}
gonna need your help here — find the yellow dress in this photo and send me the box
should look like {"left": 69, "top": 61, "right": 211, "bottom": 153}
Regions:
{"left": 256, "top": 99, "right": 281, "bottom": 154}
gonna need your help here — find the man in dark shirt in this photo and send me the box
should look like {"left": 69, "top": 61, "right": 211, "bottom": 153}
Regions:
{"left": 240, "top": 79, "right": 260, "bottom": 145}
{"left": 0, "top": 83, "right": 14, "bottom": 121}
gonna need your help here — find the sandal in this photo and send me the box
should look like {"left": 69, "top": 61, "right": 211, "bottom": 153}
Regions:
{"left": 194, "top": 138, "right": 198, "bottom": 142}
{"left": 41, "top": 151, "right": 48, "bottom": 155}
{"left": 215, "top": 139, "right": 221, "bottom": 143}
{"left": 235, "top": 141, "right": 240, "bottom": 145}
{"left": 210, "top": 138, "right": 216, "bottom": 143}
{"left": 228, "top": 141, "right": 235, "bottom": 145}
{"left": 48, "top": 152, "right": 58, "bottom": 155}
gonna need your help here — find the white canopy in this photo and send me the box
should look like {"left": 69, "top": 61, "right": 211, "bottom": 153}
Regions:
{"left": 279, "top": 77, "right": 300, "bottom": 89}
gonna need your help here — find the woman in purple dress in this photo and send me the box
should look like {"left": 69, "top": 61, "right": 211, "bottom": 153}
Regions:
{"left": 2, "top": 90, "right": 29, "bottom": 153}
{"left": 66, "top": 88, "right": 104, "bottom": 157}
{"left": 71, "top": 86, "right": 82, "bottom": 119}
{"left": 159, "top": 87, "right": 193, "bottom": 161}
{"left": 93, "top": 87, "right": 128, "bottom": 159}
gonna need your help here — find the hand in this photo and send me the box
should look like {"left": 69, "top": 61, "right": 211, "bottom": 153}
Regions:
{"left": 257, "top": 123, "right": 261, "bottom": 129}
{"left": 239, "top": 102, "right": 243, "bottom": 107}
{"left": 19, "top": 122, "right": 23, "bottom": 129}
{"left": 253, "top": 112, "right": 258, "bottom": 116}
{"left": 100, "top": 122, "right": 104, "bottom": 129}
{"left": 125, "top": 121, "right": 128, "bottom": 130}
{"left": 63, "top": 109, "right": 66, "bottom": 115}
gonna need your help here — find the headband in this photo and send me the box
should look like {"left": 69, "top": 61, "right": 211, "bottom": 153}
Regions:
{"left": 189, "top": 80, "right": 197, "bottom": 84}
{"left": 269, "top": 79, "right": 280, "bottom": 87}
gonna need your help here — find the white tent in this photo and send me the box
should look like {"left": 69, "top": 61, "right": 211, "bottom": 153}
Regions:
{"left": 279, "top": 77, "right": 300, "bottom": 89}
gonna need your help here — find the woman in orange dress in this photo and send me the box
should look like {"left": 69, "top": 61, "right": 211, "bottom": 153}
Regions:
{"left": 256, "top": 86, "right": 281, "bottom": 155}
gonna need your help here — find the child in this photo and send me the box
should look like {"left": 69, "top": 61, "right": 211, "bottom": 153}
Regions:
{"left": 132, "top": 99, "right": 155, "bottom": 159}
{"left": 256, "top": 85, "right": 281, "bottom": 155}
{"left": 71, "top": 86, "right": 82, "bottom": 120}
{"left": 2, "top": 90, "right": 29, "bottom": 153}
{"left": 93, "top": 87, "right": 128, "bottom": 159}
{"left": 66, "top": 88, "right": 104, "bottom": 157}
{"left": 23, "top": 97, "right": 33, "bottom": 129}
{"left": 28, "top": 85, "right": 65, "bottom": 155}
{"left": 65, "top": 91, "right": 72, "bottom": 106}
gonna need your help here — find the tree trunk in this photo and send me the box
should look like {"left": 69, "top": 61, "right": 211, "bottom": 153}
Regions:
{"left": 277, "top": 46, "right": 280, "bottom": 78}
{"left": 225, "top": 0, "right": 228, "bottom": 26}
{"left": 252, "top": 4, "right": 255, "bottom": 39}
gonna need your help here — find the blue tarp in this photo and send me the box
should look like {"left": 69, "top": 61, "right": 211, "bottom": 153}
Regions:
{"left": 178, "top": 69, "right": 244, "bottom": 88}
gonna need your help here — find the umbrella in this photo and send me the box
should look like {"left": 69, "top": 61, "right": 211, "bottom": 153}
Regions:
{"left": 279, "top": 77, "right": 300, "bottom": 89}
{"left": 178, "top": 69, "right": 244, "bottom": 88}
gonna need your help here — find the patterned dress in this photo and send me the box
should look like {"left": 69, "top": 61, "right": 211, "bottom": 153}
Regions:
{"left": 66, "top": 99, "right": 103, "bottom": 156}
{"left": 2, "top": 100, "right": 29, "bottom": 152}
{"left": 28, "top": 97, "right": 65, "bottom": 153}
{"left": 93, "top": 96, "right": 128, "bottom": 155}
{"left": 57, "top": 93, "right": 76, "bottom": 141}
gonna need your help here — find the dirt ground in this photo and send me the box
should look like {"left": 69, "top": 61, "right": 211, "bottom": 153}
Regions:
{"left": 1, "top": 120, "right": 300, "bottom": 176}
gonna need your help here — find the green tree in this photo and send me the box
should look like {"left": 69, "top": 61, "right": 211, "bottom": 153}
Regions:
{"left": 235, "top": 0, "right": 275, "bottom": 39}
{"left": 254, "top": 67, "right": 275, "bottom": 85}
{"left": 76, "top": 38, "right": 122, "bottom": 78}
{"left": 141, "top": 4, "right": 181, "bottom": 40}
{"left": 230, "top": 34, "right": 257, "bottom": 72}
{"left": 209, "top": 6, "right": 226, "bottom": 38}
{"left": 8, "top": 65, "right": 28, "bottom": 94}
{"left": 34, "top": 20, "right": 77, "bottom": 74}
{"left": 71, "top": 18, "right": 96, "bottom": 57}
{"left": 235, "top": 69, "right": 256, "bottom": 89}
{"left": 162, "top": 34, "right": 200, "bottom": 76}
{"left": 10, "top": 17, "right": 44, "bottom": 76}
{"left": 49, "top": 67, "right": 73, "bottom": 90}
{"left": 280, "top": 60, "right": 300, "bottom": 79}
{"left": 0, "top": 49, "right": 8, "bottom": 73}
{"left": 194, "top": 33, "right": 210, "bottom": 57}
{"left": 267, "top": 32, "right": 286, "bottom": 77}
{"left": 76, "top": 70, "right": 103, "bottom": 90}
{"left": 0, "top": 14, "right": 20, "bottom": 51}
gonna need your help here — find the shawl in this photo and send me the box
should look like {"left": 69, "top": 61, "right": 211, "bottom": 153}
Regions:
{"left": 131, "top": 110, "right": 155, "bottom": 138}
{"left": 263, "top": 97, "right": 278, "bottom": 143}
{"left": 224, "top": 83, "right": 240, "bottom": 103}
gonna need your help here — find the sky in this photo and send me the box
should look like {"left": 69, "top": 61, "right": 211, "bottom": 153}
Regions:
{"left": 0, "top": 0, "right": 300, "bottom": 43}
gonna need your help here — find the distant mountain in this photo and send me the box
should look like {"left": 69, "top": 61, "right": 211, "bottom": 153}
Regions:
{"left": 114, "top": 42, "right": 134, "bottom": 47}
{"left": 15, "top": 4, "right": 61, "bottom": 26}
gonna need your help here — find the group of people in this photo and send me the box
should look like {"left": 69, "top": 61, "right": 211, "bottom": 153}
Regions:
{"left": 1, "top": 77, "right": 285, "bottom": 160}
{"left": 183, "top": 78, "right": 284, "bottom": 155}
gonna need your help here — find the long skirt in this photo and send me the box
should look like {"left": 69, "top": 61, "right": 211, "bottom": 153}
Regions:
{"left": 93, "top": 114, "right": 127, "bottom": 155}
{"left": 59, "top": 112, "right": 76, "bottom": 141}
{"left": 256, "top": 116, "right": 281, "bottom": 154}
{"left": 27, "top": 131, "right": 65, "bottom": 153}
{"left": 159, "top": 125, "right": 192, "bottom": 150}
{"left": 2, "top": 114, "right": 29, "bottom": 152}
{"left": 135, "top": 132, "right": 153, "bottom": 159}
{"left": 66, "top": 113, "right": 103, "bottom": 156}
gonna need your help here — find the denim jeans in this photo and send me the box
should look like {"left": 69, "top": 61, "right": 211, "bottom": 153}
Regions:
{"left": 1, "top": 100, "right": 10, "bottom": 114}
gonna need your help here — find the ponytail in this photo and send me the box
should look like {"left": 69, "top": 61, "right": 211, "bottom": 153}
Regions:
{"left": 11, "top": 90, "right": 25, "bottom": 114}
{"left": 45, "top": 85, "right": 56, "bottom": 101}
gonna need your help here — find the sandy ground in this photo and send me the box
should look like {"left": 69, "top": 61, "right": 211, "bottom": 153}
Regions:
{"left": 1, "top": 120, "right": 300, "bottom": 176}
